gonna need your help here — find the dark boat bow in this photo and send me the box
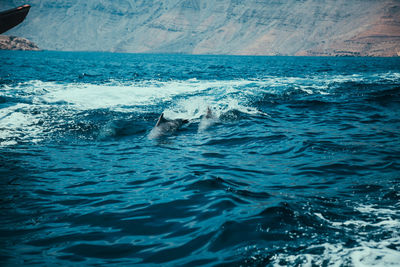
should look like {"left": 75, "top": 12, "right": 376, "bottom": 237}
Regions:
{"left": 0, "top": 4, "right": 31, "bottom": 34}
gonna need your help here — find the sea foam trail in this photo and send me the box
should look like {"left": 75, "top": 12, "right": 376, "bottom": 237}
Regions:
{"left": 2, "top": 72, "right": 398, "bottom": 111}
{"left": 8, "top": 79, "right": 271, "bottom": 111}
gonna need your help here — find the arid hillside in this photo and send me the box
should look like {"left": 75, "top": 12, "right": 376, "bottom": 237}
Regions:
{"left": 3, "top": 0, "right": 400, "bottom": 56}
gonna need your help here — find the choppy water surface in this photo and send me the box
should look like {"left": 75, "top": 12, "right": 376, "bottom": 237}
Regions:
{"left": 1, "top": 51, "right": 400, "bottom": 266}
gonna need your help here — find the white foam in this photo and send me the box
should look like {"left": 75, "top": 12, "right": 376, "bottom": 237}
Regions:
{"left": 350, "top": 242, "right": 400, "bottom": 267}
{"left": 162, "top": 96, "right": 215, "bottom": 120}
{"left": 39, "top": 80, "right": 205, "bottom": 110}
{"left": 198, "top": 116, "right": 217, "bottom": 132}
{"left": 0, "top": 103, "right": 43, "bottom": 146}
{"left": 7, "top": 73, "right": 388, "bottom": 113}
{"left": 5, "top": 79, "right": 274, "bottom": 112}
{"left": 271, "top": 241, "right": 400, "bottom": 267}
{"left": 372, "top": 72, "right": 400, "bottom": 82}
{"left": 270, "top": 202, "right": 400, "bottom": 266}
{"left": 356, "top": 204, "right": 399, "bottom": 216}
{"left": 0, "top": 140, "right": 18, "bottom": 146}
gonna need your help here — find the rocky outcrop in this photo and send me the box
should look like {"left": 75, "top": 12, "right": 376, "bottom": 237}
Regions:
{"left": 0, "top": 35, "right": 40, "bottom": 51}
{"left": 296, "top": 1, "right": 400, "bottom": 57}
{"left": 2, "top": 0, "right": 399, "bottom": 56}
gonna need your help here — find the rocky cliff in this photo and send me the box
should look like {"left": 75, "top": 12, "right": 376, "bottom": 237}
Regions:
{"left": 2, "top": 0, "right": 400, "bottom": 56}
{"left": 0, "top": 35, "right": 40, "bottom": 50}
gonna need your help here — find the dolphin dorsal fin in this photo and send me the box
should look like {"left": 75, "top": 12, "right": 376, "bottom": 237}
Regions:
{"left": 156, "top": 113, "right": 166, "bottom": 126}
{"left": 206, "top": 107, "right": 212, "bottom": 119}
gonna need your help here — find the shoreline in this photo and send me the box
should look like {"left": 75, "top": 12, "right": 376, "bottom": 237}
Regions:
{"left": 1, "top": 49, "right": 399, "bottom": 58}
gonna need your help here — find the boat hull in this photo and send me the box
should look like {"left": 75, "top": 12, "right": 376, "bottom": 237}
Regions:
{"left": 0, "top": 5, "right": 31, "bottom": 34}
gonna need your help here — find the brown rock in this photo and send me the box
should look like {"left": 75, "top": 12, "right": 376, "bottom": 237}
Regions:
{"left": 0, "top": 35, "right": 40, "bottom": 51}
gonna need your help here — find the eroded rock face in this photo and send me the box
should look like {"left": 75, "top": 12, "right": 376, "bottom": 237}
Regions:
{"left": 295, "top": 1, "right": 400, "bottom": 57}
{"left": 0, "top": 35, "right": 40, "bottom": 51}
{"left": 2, "top": 0, "right": 400, "bottom": 56}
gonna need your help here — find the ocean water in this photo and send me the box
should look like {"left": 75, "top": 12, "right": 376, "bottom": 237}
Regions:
{"left": 1, "top": 51, "right": 400, "bottom": 266}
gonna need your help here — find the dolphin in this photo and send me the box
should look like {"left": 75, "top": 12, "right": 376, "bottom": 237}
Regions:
{"left": 198, "top": 107, "right": 217, "bottom": 132}
{"left": 148, "top": 113, "right": 189, "bottom": 139}
{"left": 204, "top": 107, "right": 213, "bottom": 119}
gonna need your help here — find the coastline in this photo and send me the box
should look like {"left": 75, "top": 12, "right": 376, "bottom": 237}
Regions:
{"left": 1, "top": 49, "right": 399, "bottom": 58}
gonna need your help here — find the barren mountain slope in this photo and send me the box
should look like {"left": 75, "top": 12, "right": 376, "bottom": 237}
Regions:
{"left": 2, "top": 0, "right": 399, "bottom": 56}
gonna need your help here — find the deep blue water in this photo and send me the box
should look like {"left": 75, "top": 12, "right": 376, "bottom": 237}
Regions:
{"left": 1, "top": 51, "right": 400, "bottom": 266}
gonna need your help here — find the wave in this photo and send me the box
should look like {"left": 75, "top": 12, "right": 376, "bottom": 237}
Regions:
{"left": 218, "top": 196, "right": 400, "bottom": 266}
{"left": 2, "top": 72, "right": 398, "bottom": 107}
{"left": 0, "top": 71, "right": 399, "bottom": 146}
{"left": 269, "top": 202, "right": 400, "bottom": 267}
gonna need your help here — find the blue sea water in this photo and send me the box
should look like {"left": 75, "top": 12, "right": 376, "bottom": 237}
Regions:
{"left": 1, "top": 51, "right": 400, "bottom": 266}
